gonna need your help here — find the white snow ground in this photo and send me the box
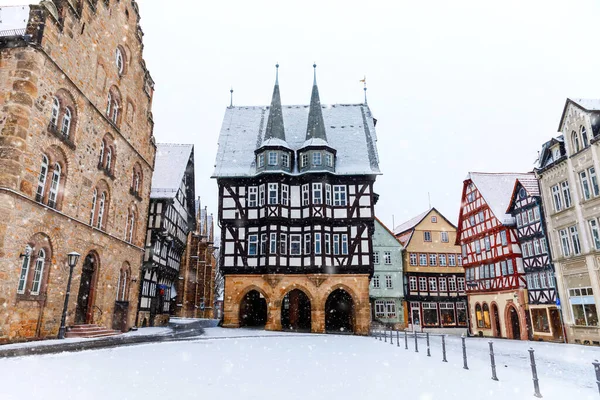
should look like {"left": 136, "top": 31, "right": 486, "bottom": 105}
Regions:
{"left": 0, "top": 328, "right": 598, "bottom": 400}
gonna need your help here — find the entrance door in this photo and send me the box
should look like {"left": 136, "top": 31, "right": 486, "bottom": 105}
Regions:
{"left": 75, "top": 254, "right": 96, "bottom": 325}
{"left": 411, "top": 307, "right": 421, "bottom": 330}
{"left": 281, "top": 289, "right": 311, "bottom": 331}
{"left": 325, "top": 289, "right": 354, "bottom": 333}
{"left": 239, "top": 290, "right": 268, "bottom": 327}
{"left": 492, "top": 304, "right": 501, "bottom": 337}
{"left": 509, "top": 306, "right": 521, "bottom": 339}
{"left": 549, "top": 308, "right": 564, "bottom": 341}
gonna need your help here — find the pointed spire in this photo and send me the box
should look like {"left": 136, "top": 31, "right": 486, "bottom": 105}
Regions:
{"left": 305, "top": 63, "right": 327, "bottom": 142}
{"left": 263, "top": 63, "right": 286, "bottom": 141}
{"left": 229, "top": 87, "right": 234, "bottom": 107}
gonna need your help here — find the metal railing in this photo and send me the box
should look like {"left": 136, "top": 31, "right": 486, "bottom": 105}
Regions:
{"left": 0, "top": 28, "right": 26, "bottom": 38}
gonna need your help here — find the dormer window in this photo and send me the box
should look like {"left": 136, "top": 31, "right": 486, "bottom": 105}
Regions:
{"left": 553, "top": 147, "right": 561, "bottom": 160}
{"left": 268, "top": 151, "right": 277, "bottom": 166}
{"left": 258, "top": 154, "right": 264, "bottom": 168}
{"left": 301, "top": 153, "right": 308, "bottom": 168}
{"left": 326, "top": 153, "right": 333, "bottom": 167}
{"left": 313, "top": 152, "right": 322, "bottom": 166}
{"left": 281, "top": 153, "right": 289, "bottom": 168}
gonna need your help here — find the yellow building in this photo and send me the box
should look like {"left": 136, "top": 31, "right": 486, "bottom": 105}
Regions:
{"left": 395, "top": 208, "right": 467, "bottom": 333}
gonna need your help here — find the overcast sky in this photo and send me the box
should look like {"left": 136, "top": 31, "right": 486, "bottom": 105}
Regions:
{"left": 5, "top": 0, "right": 600, "bottom": 231}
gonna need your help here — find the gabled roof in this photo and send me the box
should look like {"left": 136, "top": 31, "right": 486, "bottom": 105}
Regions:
{"left": 393, "top": 208, "right": 456, "bottom": 248}
{"left": 151, "top": 143, "right": 194, "bottom": 199}
{"left": 536, "top": 135, "right": 564, "bottom": 170}
{"left": 212, "top": 103, "right": 380, "bottom": 178}
{"left": 558, "top": 98, "right": 600, "bottom": 131}
{"left": 467, "top": 172, "right": 532, "bottom": 225}
{"left": 375, "top": 217, "right": 404, "bottom": 248}
{"left": 506, "top": 175, "right": 539, "bottom": 214}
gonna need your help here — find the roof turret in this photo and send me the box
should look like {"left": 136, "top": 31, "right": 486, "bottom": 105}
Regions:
{"left": 263, "top": 64, "right": 286, "bottom": 142}
{"left": 305, "top": 64, "right": 327, "bottom": 143}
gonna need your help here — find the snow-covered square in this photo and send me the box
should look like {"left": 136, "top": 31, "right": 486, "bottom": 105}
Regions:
{"left": 1, "top": 329, "right": 598, "bottom": 400}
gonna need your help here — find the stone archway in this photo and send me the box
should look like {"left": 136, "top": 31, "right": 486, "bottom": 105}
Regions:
{"left": 492, "top": 303, "right": 501, "bottom": 337}
{"left": 505, "top": 304, "right": 522, "bottom": 340}
{"left": 325, "top": 288, "right": 355, "bottom": 333}
{"left": 281, "top": 289, "right": 311, "bottom": 332}
{"left": 239, "top": 290, "right": 268, "bottom": 328}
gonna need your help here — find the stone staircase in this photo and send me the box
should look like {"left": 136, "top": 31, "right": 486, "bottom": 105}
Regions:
{"left": 65, "top": 324, "right": 122, "bottom": 339}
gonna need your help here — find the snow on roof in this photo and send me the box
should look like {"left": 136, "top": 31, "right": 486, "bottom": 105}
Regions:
{"left": 571, "top": 98, "right": 600, "bottom": 111}
{"left": 151, "top": 143, "right": 193, "bottom": 199}
{"left": 468, "top": 172, "right": 532, "bottom": 225}
{"left": 393, "top": 209, "right": 431, "bottom": 235}
{"left": 213, "top": 104, "right": 380, "bottom": 177}
{"left": 517, "top": 176, "right": 539, "bottom": 197}
{"left": 260, "top": 137, "right": 291, "bottom": 149}
{"left": 301, "top": 137, "right": 329, "bottom": 148}
{"left": 0, "top": 6, "right": 30, "bottom": 33}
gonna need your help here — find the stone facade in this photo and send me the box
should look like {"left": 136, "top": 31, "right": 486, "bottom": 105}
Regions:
{"left": 0, "top": 1, "right": 155, "bottom": 342}
{"left": 223, "top": 274, "right": 371, "bottom": 335}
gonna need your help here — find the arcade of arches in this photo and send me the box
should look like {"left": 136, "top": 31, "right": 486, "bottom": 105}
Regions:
{"left": 224, "top": 274, "right": 371, "bottom": 335}
{"left": 469, "top": 290, "right": 529, "bottom": 340}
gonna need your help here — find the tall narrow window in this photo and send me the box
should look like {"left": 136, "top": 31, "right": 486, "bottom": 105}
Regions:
{"left": 280, "top": 233, "right": 287, "bottom": 255}
{"left": 301, "top": 153, "right": 308, "bottom": 168}
{"left": 48, "top": 164, "right": 61, "bottom": 209}
{"left": 333, "top": 185, "right": 347, "bottom": 206}
{"left": 60, "top": 108, "right": 71, "bottom": 137}
{"left": 333, "top": 234, "right": 340, "bottom": 255}
{"left": 572, "top": 131, "right": 580, "bottom": 153}
{"left": 561, "top": 181, "right": 572, "bottom": 208}
{"left": 120, "top": 270, "right": 128, "bottom": 301}
{"left": 17, "top": 248, "right": 31, "bottom": 294}
{"left": 581, "top": 126, "right": 589, "bottom": 148}
{"left": 30, "top": 249, "right": 46, "bottom": 295}
{"left": 97, "top": 192, "right": 106, "bottom": 229}
{"left": 325, "top": 184, "right": 332, "bottom": 205}
{"left": 90, "top": 188, "right": 97, "bottom": 225}
{"left": 385, "top": 275, "right": 393, "bottom": 289}
{"left": 551, "top": 184, "right": 562, "bottom": 211}
{"left": 281, "top": 184, "right": 289, "bottom": 206}
{"left": 248, "top": 234, "right": 258, "bottom": 256}
{"left": 313, "top": 183, "right": 322, "bottom": 205}
{"left": 484, "top": 236, "right": 491, "bottom": 251}
{"left": 313, "top": 152, "right": 322, "bottom": 166}
{"left": 259, "top": 185, "right": 265, "bottom": 206}
{"left": 302, "top": 184, "right": 309, "bottom": 206}
{"left": 570, "top": 225, "right": 581, "bottom": 255}
{"left": 268, "top": 151, "right": 277, "bottom": 166}
{"left": 424, "top": 231, "right": 432, "bottom": 242}
{"left": 314, "top": 233, "right": 322, "bottom": 255}
{"left": 326, "top": 153, "right": 333, "bottom": 167}
{"left": 127, "top": 212, "right": 135, "bottom": 243}
{"left": 590, "top": 219, "right": 600, "bottom": 250}
{"left": 304, "top": 234, "right": 311, "bottom": 255}
{"left": 409, "top": 253, "right": 417, "bottom": 265}
{"left": 260, "top": 233, "right": 267, "bottom": 255}
{"left": 409, "top": 277, "right": 417, "bottom": 291}
{"left": 106, "top": 92, "right": 112, "bottom": 116}
{"left": 384, "top": 251, "right": 392, "bottom": 264}
{"left": 36, "top": 155, "right": 49, "bottom": 202}
{"left": 248, "top": 187, "right": 257, "bottom": 207}
{"left": 373, "top": 251, "right": 380, "bottom": 264}
{"left": 325, "top": 233, "right": 331, "bottom": 254}
{"left": 268, "top": 183, "right": 278, "bottom": 205}
{"left": 116, "top": 48, "right": 124, "bottom": 75}
{"left": 257, "top": 154, "right": 264, "bottom": 168}
{"left": 580, "top": 170, "right": 591, "bottom": 200}
{"left": 111, "top": 102, "right": 119, "bottom": 124}
{"left": 106, "top": 147, "right": 113, "bottom": 171}
{"left": 51, "top": 97, "right": 60, "bottom": 127}
{"left": 341, "top": 234, "right": 348, "bottom": 255}
{"left": 290, "top": 234, "right": 301, "bottom": 255}
{"left": 270, "top": 233, "right": 277, "bottom": 254}
{"left": 99, "top": 141, "right": 105, "bottom": 166}
{"left": 281, "top": 153, "right": 289, "bottom": 168}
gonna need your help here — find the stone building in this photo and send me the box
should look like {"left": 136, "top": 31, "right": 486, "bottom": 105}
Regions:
{"left": 370, "top": 218, "right": 404, "bottom": 329}
{"left": 0, "top": 1, "right": 155, "bottom": 342}
{"left": 535, "top": 98, "right": 600, "bottom": 345}
{"left": 456, "top": 173, "right": 530, "bottom": 340}
{"left": 395, "top": 208, "right": 467, "bottom": 334}
{"left": 137, "top": 144, "right": 195, "bottom": 327}
{"left": 175, "top": 198, "right": 217, "bottom": 319}
{"left": 212, "top": 65, "right": 381, "bottom": 335}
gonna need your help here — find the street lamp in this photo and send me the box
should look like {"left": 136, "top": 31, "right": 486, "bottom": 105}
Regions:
{"left": 58, "top": 251, "right": 80, "bottom": 339}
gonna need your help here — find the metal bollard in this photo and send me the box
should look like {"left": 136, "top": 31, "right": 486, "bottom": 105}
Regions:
{"left": 426, "top": 332, "right": 431, "bottom": 357}
{"left": 414, "top": 330, "right": 419, "bottom": 352}
{"left": 592, "top": 360, "right": 600, "bottom": 395}
{"left": 528, "top": 348, "right": 542, "bottom": 398}
{"left": 384, "top": 329, "right": 387, "bottom": 343}
{"left": 390, "top": 329, "right": 394, "bottom": 345}
{"left": 441, "top": 335, "right": 447, "bottom": 362}
{"left": 489, "top": 341, "right": 498, "bottom": 381}
{"left": 461, "top": 335, "right": 469, "bottom": 370}
{"left": 379, "top": 330, "right": 382, "bottom": 341}
{"left": 404, "top": 331, "right": 408, "bottom": 349}
{"left": 397, "top": 330, "right": 400, "bottom": 347}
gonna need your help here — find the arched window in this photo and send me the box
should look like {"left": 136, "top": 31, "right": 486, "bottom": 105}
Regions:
{"left": 89, "top": 188, "right": 97, "bottom": 225}
{"left": 30, "top": 249, "right": 46, "bottom": 295}
{"left": 134, "top": 172, "right": 140, "bottom": 193}
{"left": 47, "top": 163, "right": 61, "bottom": 209}
{"left": 61, "top": 108, "right": 72, "bottom": 137}
{"left": 111, "top": 102, "right": 119, "bottom": 124}
{"left": 51, "top": 97, "right": 60, "bottom": 127}
{"left": 127, "top": 210, "right": 135, "bottom": 243}
{"left": 99, "top": 141, "right": 105, "bottom": 166}
{"left": 482, "top": 303, "right": 491, "bottom": 329}
{"left": 116, "top": 48, "right": 124, "bottom": 75}
{"left": 120, "top": 269, "right": 128, "bottom": 300}
{"left": 572, "top": 131, "right": 580, "bottom": 153}
{"left": 36, "top": 155, "right": 49, "bottom": 203}
{"left": 581, "top": 126, "right": 589, "bottom": 148}
{"left": 106, "top": 147, "right": 112, "bottom": 171}
{"left": 475, "top": 303, "right": 484, "bottom": 328}
{"left": 107, "top": 87, "right": 122, "bottom": 126}
{"left": 106, "top": 92, "right": 112, "bottom": 116}
{"left": 17, "top": 245, "right": 32, "bottom": 294}
{"left": 97, "top": 192, "right": 106, "bottom": 229}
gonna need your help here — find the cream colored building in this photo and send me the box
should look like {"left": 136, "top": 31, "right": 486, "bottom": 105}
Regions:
{"left": 536, "top": 98, "right": 600, "bottom": 345}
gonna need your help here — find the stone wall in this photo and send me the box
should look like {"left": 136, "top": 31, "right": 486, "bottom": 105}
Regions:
{"left": 223, "top": 274, "right": 371, "bottom": 335}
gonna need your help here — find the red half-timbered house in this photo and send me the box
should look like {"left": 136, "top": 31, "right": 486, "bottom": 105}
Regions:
{"left": 456, "top": 172, "right": 529, "bottom": 340}
{"left": 506, "top": 176, "right": 564, "bottom": 341}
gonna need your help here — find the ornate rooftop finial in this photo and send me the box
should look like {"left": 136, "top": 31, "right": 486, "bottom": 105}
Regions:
{"left": 360, "top": 75, "right": 367, "bottom": 104}
{"left": 305, "top": 63, "right": 327, "bottom": 142}
{"left": 229, "top": 87, "right": 234, "bottom": 108}
{"left": 263, "top": 63, "right": 286, "bottom": 141}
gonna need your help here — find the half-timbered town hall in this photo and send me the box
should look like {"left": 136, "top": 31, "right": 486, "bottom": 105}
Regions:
{"left": 212, "top": 65, "right": 381, "bottom": 335}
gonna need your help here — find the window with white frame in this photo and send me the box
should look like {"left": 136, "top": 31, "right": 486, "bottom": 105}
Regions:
{"left": 261, "top": 234, "right": 267, "bottom": 255}
{"left": 313, "top": 183, "right": 323, "bottom": 205}
{"left": 301, "top": 153, "right": 308, "bottom": 168}
{"left": 116, "top": 47, "right": 124, "bottom": 74}
{"left": 51, "top": 97, "right": 60, "bottom": 127}
{"left": 248, "top": 187, "right": 257, "bottom": 207}
{"left": 424, "top": 231, "right": 432, "bottom": 242}
{"left": 457, "top": 255, "right": 463, "bottom": 266}
{"left": 325, "top": 184, "right": 332, "bottom": 205}
{"left": 551, "top": 184, "right": 562, "bottom": 212}
{"left": 559, "top": 229, "right": 571, "bottom": 256}
{"left": 439, "top": 254, "right": 447, "bottom": 266}
{"left": 457, "top": 277, "right": 465, "bottom": 291}
{"left": 448, "top": 276, "right": 457, "bottom": 291}
{"left": 333, "top": 185, "right": 347, "bottom": 206}
{"left": 484, "top": 236, "right": 491, "bottom": 251}
{"left": 268, "top": 151, "right": 277, "bottom": 166}
{"left": 280, "top": 233, "right": 287, "bottom": 255}
{"left": 591, "top": 167, "right": 600, "bottom": 197}
{"left": 304, "top": 234, "right": 311, "bottom": 255}
{"left": 257, "top": 154, "right": 264, "bottom": 168}
{"left": 439, "top": 277, "right": 447, "bottom": 291}
{"left": 373, "top": 251, "right": 380, "bottom": 264}
{"left": 580, "top": 170, "right": 592, "bottom": 200}
{"left": 268, "top": 183, "right": 278, "bottom": 205}
{"left": 561, "top": 181, "right": 572, "bottom": 208}
{"left": 429, "top": 254, "right": 437, "bottom": 266}
{"left": 431, "top": 216, "right": 437, "bottom": 223}
{"left": 315, "top": 233, "right": 322, "bottom": 255}
{"left": 302, "top": 184, "right": 309, "bottom": 206}
{"left": 429, "top": 277, "right": 437, "bottom": 291}
{"left": 374, "top": 300, "right": 385, "bottom": 317}
{"left": 448, "top": 254, "right": 456, "bottom": 266}
{"left": 570, "top": 225, "right": 582, "bottom": 255}
{"left": 475, "top": 240, "right": 481, "bottom": 254}
{"left": 372, "top": 275, "right": 380, "bottom": 289}
{"left": 590, "top": 219, "right": 600, "bottom": 250}
{"left": 269, "top": 233, "right": 277, "bottom": 254}
{"left": 422, "top": 302, "right": 438, "bottom": 326}
{"left": 410, "top": 253, "right": 417, "bottom": 266}
{"left": 290, "top": 234, "right": 301, "bottom": 255}
{"left": 333, "top": 234, "right": 340, "bottom": 255}
{"left": 281, "top": 184, "right": 289, "bottom": 206}
{"left": 281, "top": 153, "right": 289, "bottom": 168}
{"left": 313, "top": 152, "right": 322, "bottom": 166}
{"left": 248, "top": 234, "right": 258, "bottom": 256}
{"left": 259, "top": 185, "right": 265, "bottom": 206}
{"left": 568, "top": 287, "right": 598, "bottom": 327}
{"left": 325, "top": 233, "right": 331, "bottom": 255}
{"left": 533, "top": 239, "right": 541, "bottom": 255}
{"left": 385, "top": 300, "right": 396, "bottom": 318}
{"left": 516, "top": 214, "right": 523, "bottom": 227}
{"left": 384, "top": 251, "right": 392, "bottom": 264}
{"left": 540, "top": 237, "right": 548, "bottom": 253}
{"left": 385, "top": 275, "right": 393, "bottom": 289}
{"left": 341, "top": 234, "right": 348, "bottom": 255}
{"left": 419, "top": 277, "right": 427, "bottom": 291}
{"left": 409, "top": 276, "right": 417, "bottom": 291}
{"left": 441, "top": 231, "right": 449, "bottom": 243}
{"left": 419, "top": 254, "right": 427, "bottom": 266}
{"left": 29, "top": 249, "right": 46, "bottom": 295}
{"left": 326, "top": 153, "right": 333, "bottom": 167}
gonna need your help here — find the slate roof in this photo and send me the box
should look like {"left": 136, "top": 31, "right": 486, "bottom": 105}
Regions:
{"left": 467, "top": 172, "right": 532, "bottom": 225}
{"left": 151, "top": 143, "right": 194, "bottom": 199}
{"left": 393, "top": 209, "right": 431, "bottom": 235}
{"left": 212, "top": 104, "right": 380, "bottom": 177}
